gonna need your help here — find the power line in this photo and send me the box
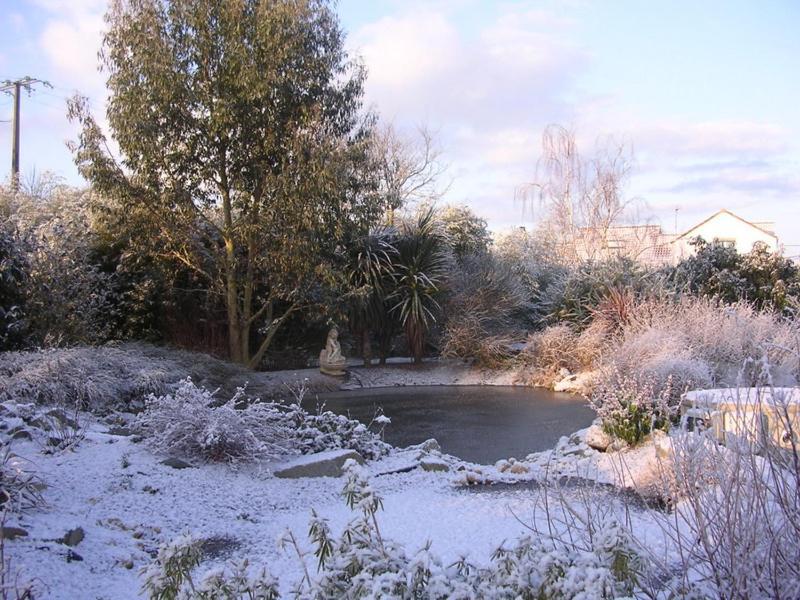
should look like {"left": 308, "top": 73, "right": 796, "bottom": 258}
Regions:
{"left": 1, "top": 76, "right": 52, "bottom": 192}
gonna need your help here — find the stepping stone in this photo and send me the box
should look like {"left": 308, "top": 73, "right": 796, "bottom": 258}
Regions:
{"left": 274, "top": 449, "right": 364, "bottom": 478}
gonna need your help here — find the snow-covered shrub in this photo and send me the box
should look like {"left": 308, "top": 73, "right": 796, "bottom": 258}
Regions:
{"left": 590, "top": 368, "right": 677, "bottom": 445}
{"left": 537, "top": 257, "right": 659, "bottom": 327}
{"left": 7, "top": 184, "right": 119, "bottom": 346}
{"left": 441, "top": 313, "right": 518, "bottom": 368}
{"left": 0, "top": 447, "right": 44, "bottom": 513}
{"left": 519, "top": 324, "right": 581, "bottom": 377}
{"left": 0, "top": 216, "right": 28, "bottom": 351}
{"left": 441, "top": 254, "right": 528, "bottom": 367}
{"left": 140, "top": 534, "right": 280, "bottom": 600}
{"left": 516, "top": 323, "right": 608, "bottom": 387}
{"left": 657, "top": 409, "right": 800, "bottom": 599}
{"left": 135, "top": 380, "right": 274, "bottom": 464}
{"left": 605, "top": 325, "right": 713, "bottom": 404}
{"left": 0, "top": 345, "right": 174, "bottom": 414}
{"left": 572, "top": 316, "right": 612, "bottom": 368}
{"left": 608, "top": 297, "right": 798, "bottom": 390}
{"left": 135, "top": 379, "right": 390, "bottom": 464}
{"left": 0, "top": 343, "right": 255, "bottom": 415}
{"left": 670, "top": 237, "right": 800, "bottom": 311}
{"left": 286, "top": 409, "right": 389, "bottom": 460}
{"left": 493, "top": 226, "right": 568, "bottom": 324}
{"left": 288, "top": 460, "right": 643, "bottom": 598}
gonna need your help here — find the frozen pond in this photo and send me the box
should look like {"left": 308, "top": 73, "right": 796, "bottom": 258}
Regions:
{"left": 315, "top": 385, "right": 595, "bottom": 463}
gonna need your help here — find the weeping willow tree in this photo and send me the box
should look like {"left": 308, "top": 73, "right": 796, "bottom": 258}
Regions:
{"left": 68, "top": 0, "right": 382, "bottom": 367}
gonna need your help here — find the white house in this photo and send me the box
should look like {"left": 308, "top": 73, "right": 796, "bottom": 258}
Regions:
{"left": 671, "top": 209, "right": 779, "bottom": 262}
{"left": 568, "top": 209, "right": 780, "bottom": 266}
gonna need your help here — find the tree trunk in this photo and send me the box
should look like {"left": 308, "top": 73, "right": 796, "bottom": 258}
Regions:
{"left": 225, "top": 245, "right": 243, "bottom": 364}
{"left": 246, "top": 301, "right": 299, "bottom": 370}
{"left": 407, "top": 320, "right": 423, "bottom": 365}
{"left": 239, "top": 320, "right": 251, "bottom": 366}
{"left": 362, "top": 328, "right": 372, "bottom": 367}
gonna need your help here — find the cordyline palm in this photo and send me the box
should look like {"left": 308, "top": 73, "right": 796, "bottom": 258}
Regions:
{"left": 390, "top": 208, "right": 449, "bottom": 364}
{"left": 345, "top": 227, "right": 397, "bottom": 366}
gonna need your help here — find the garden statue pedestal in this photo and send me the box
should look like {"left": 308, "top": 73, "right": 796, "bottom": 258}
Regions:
{"left": 319, "top": 327, "right": 347, "bottom": 376}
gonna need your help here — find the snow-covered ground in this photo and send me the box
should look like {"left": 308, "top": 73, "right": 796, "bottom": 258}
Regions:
{"left": 4, "top": 416, "right": 669, "bottom": 599}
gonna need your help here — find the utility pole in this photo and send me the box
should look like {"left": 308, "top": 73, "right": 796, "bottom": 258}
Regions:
{"left": 1, "top": 76, "right": 52, "bottom": 192}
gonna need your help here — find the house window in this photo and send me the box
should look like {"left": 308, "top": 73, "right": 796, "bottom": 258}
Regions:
{"left": 714, "top": 238, "right": 735, "bottom": 249}
{"left": 653, "top": 245, "right": 670, "bottom": 258}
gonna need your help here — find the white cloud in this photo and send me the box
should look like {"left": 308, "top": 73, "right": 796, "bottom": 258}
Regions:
{"left": 351, "top": 5, "right": 586, "bottom": 127}
{"left": 356, "top": 12, "right": 459, "bottom": 89}
{"left": 39, "top": 9, "right": 105, "bottom": 96}
{"left": 31, "top": 0, "right": 105, "bottom": 11}
{"left": 349, "top": 3, "right": 589, "bottom": 229}
{"left": 636, "top": 120, "right": 789, "bottom": 161}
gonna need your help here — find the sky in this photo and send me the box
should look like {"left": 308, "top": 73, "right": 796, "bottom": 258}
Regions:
{"left": 1, "top": 0, "right": 799, "bottom": 243}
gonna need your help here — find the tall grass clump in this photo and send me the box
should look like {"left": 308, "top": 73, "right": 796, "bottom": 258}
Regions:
{"left": 0, "top": 448, "right": 45, "bottom": 514}
{"left": 0, "top": 342, "right": 262, "bottom": 414}
{"left": 441, "top": 254, "right": 529, "bottom": 367}
{"left": 0, "top": 345, "right": 174, "bottom": 414}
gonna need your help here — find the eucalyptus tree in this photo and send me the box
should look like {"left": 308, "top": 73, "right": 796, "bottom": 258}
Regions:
{"left": 438, "top": 204, "right": 491, "bottom": 261}
{"left": 69, "top": 0, "right": 382, "bottom": 367}
{"left": 0, "top": 203, "right": 27, "bottom": 350}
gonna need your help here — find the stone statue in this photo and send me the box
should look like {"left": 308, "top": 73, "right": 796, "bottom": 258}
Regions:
{"left": 319, "top": 327, "right": 347, "bottom": 376}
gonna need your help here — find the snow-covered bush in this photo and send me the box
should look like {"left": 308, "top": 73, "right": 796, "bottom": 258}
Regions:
{"left": 516, "top": 322, "right": 609, "bottom": 387}
{"left": 0, "top": 216, "right": 28, "bottom": 351}
{"left": 588, "top": 297, "right": 797, "bottom": 438}
{"left": 518, "top": 324, "right": 581, "bottom": 379}
{"left": 441, "top": 254, "right": 528, "bottom": 367}
{"left": 608, "top": 297, "right": 797, "bottom": 390}
{"left": 286, "top": 408, "right": 389, "bottom": 460}
{"left": 135, "top": 379, "right": 390, "bottom": 464}
{"left": 0, "top": 343, "right": 253, "bottom": 415}
{"left": 589, "top": 368, "right": 677, "bottom": 445}
{"left": 136, "top": 381, "right": 275, "bottom": 463}
{"left": 537, "top": 257, "right": 660, "bottom": 327}
{"left": 150, "top": 461, "right": 643, "bottom": 598}
{"left": 656, "top": 409, "right": 800, "bottom": 598}
{"left": 7, "top": 184, "right": 118, "bottom": 346}
{"left": 0, "top": 345, "right": 174, "bottom": 414}
{"left": 140, "top": 534, "right": 281, "bottom": 600}
{"left": 603, "top": 325, "right": 713, "bottom": 405}
{"left": 670, "top": 238, "right": 800, "bottom": 311}
{"left": 492, "top": 227, "right": 569, "bottom": 324}
{"left": 441, "top": 313, "right": 518, "bottom": 368}
{"left": 0, "top": 447, "right": 44, "bottom": 513}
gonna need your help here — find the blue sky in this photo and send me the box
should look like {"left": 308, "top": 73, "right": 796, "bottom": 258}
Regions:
{"left": 2, "top": 0, "right": 799, "bottom": 243}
